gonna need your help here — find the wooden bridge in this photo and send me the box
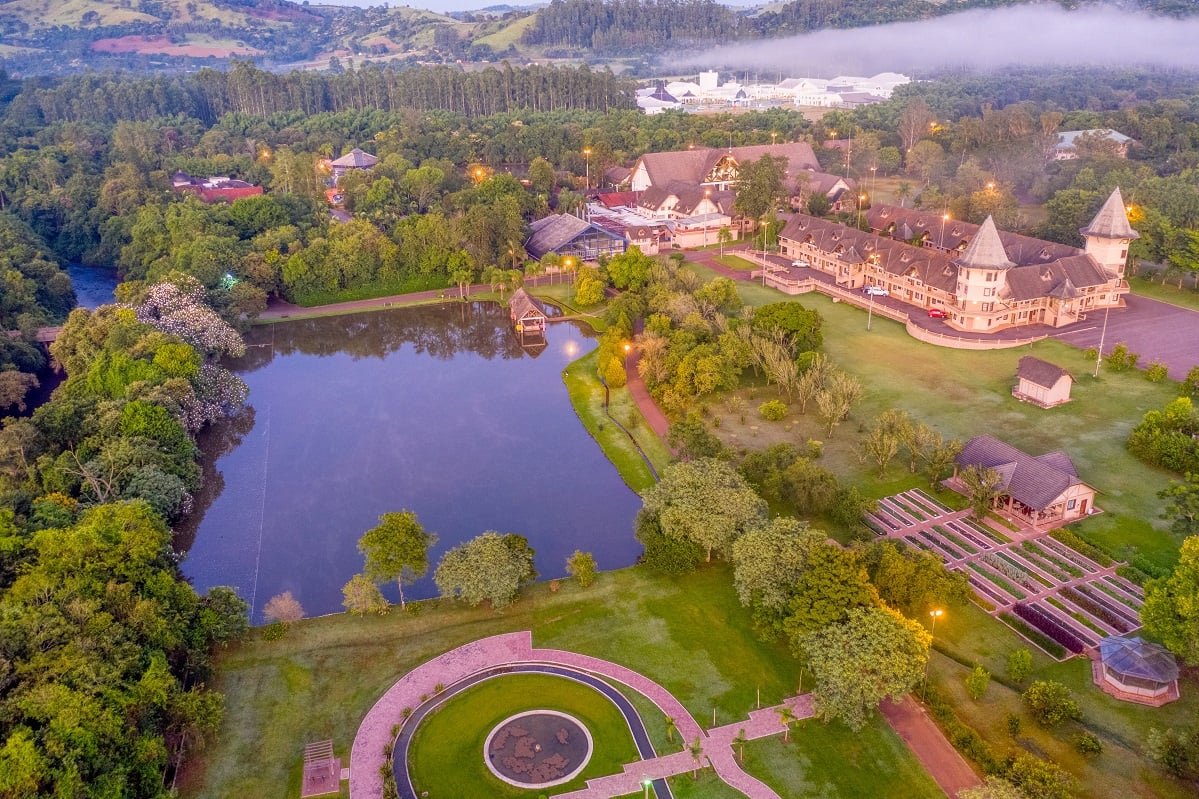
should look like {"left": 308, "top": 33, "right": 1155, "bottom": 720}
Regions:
{"left": 6, "top": 326, "right": 62, "bottom": 344}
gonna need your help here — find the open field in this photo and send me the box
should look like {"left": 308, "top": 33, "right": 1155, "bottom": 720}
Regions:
{"left": 474, "top": 13, "right": 538, "bottom": 50}
{"left": 683, "top": 261, "right": 1187, "bottom": 569}
{"left": 177, "top": 566, "right": 941, "bottom": 799}
{"left": 1129, "top": 274, "right": 1199, "bottom": 312}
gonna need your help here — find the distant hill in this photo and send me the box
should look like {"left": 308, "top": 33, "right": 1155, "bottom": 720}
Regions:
{"left": 0, "top": 0, "right": 1194, "bottom": 75}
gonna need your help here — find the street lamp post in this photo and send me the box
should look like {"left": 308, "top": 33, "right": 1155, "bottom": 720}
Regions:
{"left": 703, "top": 189, "right": 712, "bottom": 246}
{"left": 582, "top": 147, "right": 591, "bottom": 191}
{"left": 922, "top": 609, "right": 944, "bottom": 702}
{"left": 642, "top": 776, "right": 653, "bottom": 799}
{"left": 940, "top": 213, "right": 949, "bottom": 249}
{"left": 866, "top": 288, "right": 875, "bottom": 332}
{"left": 856, "top": 193, "right": 866, "bottom": 229}
{"left": 1093, "top": 305, "right": 1111, "bottom": 378}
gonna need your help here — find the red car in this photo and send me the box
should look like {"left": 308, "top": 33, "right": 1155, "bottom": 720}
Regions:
{"left": 927, "top": 308, "right": 948, "bottom": 319}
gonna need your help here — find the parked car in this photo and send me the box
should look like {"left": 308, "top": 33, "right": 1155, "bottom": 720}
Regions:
{"left": 927, "top": 308, "right": 948, "bottom": 319}
{"left": 863, "top": 286, "right": 889, "bottom": 296}
{"left": 791, "top": 259, "right": 810, "bottom": 267}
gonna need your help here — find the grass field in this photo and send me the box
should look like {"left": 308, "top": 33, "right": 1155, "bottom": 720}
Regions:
{"left": 563, "top": 350, "right": 671, "bottom": 492}
{"left": 474, "top": 13, "right": 538, "bottom": 49}
{"left": 407, "top": 673, "right": 639, "bottom": 797}
{"left": 683, "top": 261, "right": 1186, "bottom": 569}
{"left": 712, "top": 255, "right": 759, "bottom": 271}
{"left": 1129, "top": 274, "right": 1199, "bottom": 312}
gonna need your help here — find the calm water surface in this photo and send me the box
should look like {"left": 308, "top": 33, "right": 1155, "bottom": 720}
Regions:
{"left": 67, "top": 263, "right": 119, "bottom": 308}
{"left": 179, "top": 302, "right": 642, "bottom": 620}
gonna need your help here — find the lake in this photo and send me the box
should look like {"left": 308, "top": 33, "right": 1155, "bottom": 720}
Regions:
{"left": 178, "top": 302, "right": 644, "bottom": 621}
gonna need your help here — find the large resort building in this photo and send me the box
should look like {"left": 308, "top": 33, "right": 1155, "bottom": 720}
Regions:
{"left": 776, "top": 188, "right": 1138, "bottom": 334}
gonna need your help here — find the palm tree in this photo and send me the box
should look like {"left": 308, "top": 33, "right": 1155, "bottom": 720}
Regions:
{"left": 776, "top": 705, "right": 795, "bottom": 743}
{"left": 733, "top": 728, "right": 748, "bottom": 763}
{"left": 665, "top": 717, "right": 677, "bottom": 745}
{"left": 688, "top": 737, "right": 703, "bottom": 779}
{"left": 896, "top": 181, "right": 913, "bottom": 208}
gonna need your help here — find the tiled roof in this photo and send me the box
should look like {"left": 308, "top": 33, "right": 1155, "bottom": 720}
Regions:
{"left": 1001, "top": 256, "right": 1108, "bottom": 303}
{"left": 867, "top": 205, "right": 1079, "bottom": 264}
{"left": 1099, "top": 636, "right": 1179, "bottom": 683}
{"left": 1080, "top": 187, "right": 1140, "bottom": 241}
{"left": 1016, "top": 356, "right": 1072, "bottom": 389}
{"left": 956, "top": 435, "right": 1085, "bottom": 511}
{"left": 331, "top": 147, "right": 378, "bottom": 168}
{"left": 637, "top": 143, "right": 819, "bottom": 187}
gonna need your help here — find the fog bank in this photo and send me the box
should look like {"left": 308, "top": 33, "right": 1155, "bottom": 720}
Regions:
{"left": 669, "top": 4, "right": 1199, "bottom": 77}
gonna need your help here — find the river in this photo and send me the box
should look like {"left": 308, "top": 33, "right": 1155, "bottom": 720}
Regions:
{"left": 178, "top": 302, "right": 644, "bottom": 621}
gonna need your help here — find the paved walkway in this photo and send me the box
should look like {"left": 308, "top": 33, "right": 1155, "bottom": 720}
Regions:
{"left": 880, "top": 697, "right": 980, "bottom": 798}
{"left": 350, "top": 631, "right": 815, "bottom": 799}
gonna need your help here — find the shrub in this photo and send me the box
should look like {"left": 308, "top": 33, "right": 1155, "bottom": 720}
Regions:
{"left": 1115, "top": 564, "right": 1151, "bottom": 586}
{"left": 1146, "top": 362, "right": 1169, "bottom": 382}
{"left": 1073, "top": 731, "right": 1103, "bottom": 756}
{"left": 1007, "top": 648, "right": 1032, "bottom": 683}
{"left": 1011, "top": 603, "right": 1085, "bottom": 654}
{"left": 1183, "top": 365, "right": 1199, "bottom": 397}
{"left": 1000, "top": 613, "right": 1067, "bottom": 659}
{"left": 965, "top": 665, "right": 991, "bottom": 700}
{"left": 1007, "top": 713, "right": 1022, "bottom": 737}
{"left": 759, "top": 399, "right": 787, "bottom": 421}
{"left": 1023, "top": 680, "right": 1080, "bottom": 727}
{"left": 1047, "top": 529, "right": 1114, "bottom": 567}
{"left": 261, "top": 621, "right": 287, "bottom": 641}
{"left": 1104, "top": 342, "right": 1139, "bottom": 371}
{"left": 566, "top": 550, "right": 597, "bottom": 587}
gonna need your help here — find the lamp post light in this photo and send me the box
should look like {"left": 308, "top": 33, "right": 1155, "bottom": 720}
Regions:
{"left": 1093, "top": 305, "right": 1111, "bottom": 378}
{"left": 642, "top": 776, "right": 653, "bottom": 799}
{"left": 582, "top": 147, "right": 591, "bottom": 190}
{"left": 770, "top": 131, "right": 778, "bottom": 145}
{"left": 922, "top": 609, "right": 944, "bottom": 702}
{"left": 940, "top": 213, "right": 950, "bottom": 249}
{"left": 704, "top": 189, "right": 712, "bottom": 246}
{"left": 856, "top": 193, "right": 867, "bottom": 229}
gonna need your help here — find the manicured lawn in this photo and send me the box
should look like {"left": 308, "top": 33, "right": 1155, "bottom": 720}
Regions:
{"left": 1129, "top": 274, "right": 1199, "bottom": 312}
{"left": 713, "top": 255, "right": 759, "bottom": 271}
{"left": 294, "top": 273, "right": 452, "bottom": 306}
{"left": 563, "top": 350, "right": 671, "bottom": 492}
{"left": 741, "top": 714, "right": 942, "bottom": 799}
{"left": 682, "top": 262, "right": 1186, "bottom": 569}
{"left": 407, "top": 673, "right": 639, "bottom": 797}
{"left": 177, "top": 565, "right": 802, "bottom": 799}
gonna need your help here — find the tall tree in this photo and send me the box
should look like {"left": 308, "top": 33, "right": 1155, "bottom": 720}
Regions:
{"left": 358, "top": 510, "right": 438, "bottom": 610}
{"left": 802, "top": 606, "right": 931, "bottom": 731}
{"left": 433, "top": 531, "right": 537, "bottom": 609}
{"left": 1141, "top": 535, "right": 1199, "bottom": 664}
{"left": 640, "top": 458, "right": 768, "bottom": 562}
{"left": 734, "top": 154, "right": 788, "bottom": 222}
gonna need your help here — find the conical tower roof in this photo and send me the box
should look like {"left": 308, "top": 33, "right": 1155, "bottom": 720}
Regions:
{"left": 1080, "top": 187, "right": 1139, "bottom": 240}
{"left": 953, "top": 216, "right": 1015, "bottom": 270}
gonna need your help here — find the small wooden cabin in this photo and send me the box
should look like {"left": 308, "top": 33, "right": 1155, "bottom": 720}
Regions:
{"left": 1013, "top": 356, "right": 1073, "bottom": 408}
{"left": 508, "top": 289, "right": 546, "bottom": 337}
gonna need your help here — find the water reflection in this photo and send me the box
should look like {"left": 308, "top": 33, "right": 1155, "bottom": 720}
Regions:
{"left": 180, "top": 302, "right": 642, "bottom": 621}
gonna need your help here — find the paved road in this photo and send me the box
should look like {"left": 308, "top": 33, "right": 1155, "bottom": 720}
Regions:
{"left": 1049, "top": 294, "right": 1199, "bottom": 381}
{"left": 880, "top": 697, "right": 981, "bottom": 799}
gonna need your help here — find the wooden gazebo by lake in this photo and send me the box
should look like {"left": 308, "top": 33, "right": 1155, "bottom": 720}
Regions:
{"left": 509, "top": 289, "right": 547, "bottom": 341}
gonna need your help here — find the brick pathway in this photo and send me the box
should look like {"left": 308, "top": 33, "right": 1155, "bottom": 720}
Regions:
{"left": 880, "top": 697, "right": 981, "bottom": 798}
{"left": 350, "top": 632, "right": 817, "bottom": 799}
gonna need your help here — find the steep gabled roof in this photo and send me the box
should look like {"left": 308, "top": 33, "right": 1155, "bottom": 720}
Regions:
{"left": 953, "top": 216, "right": 1015, "bottom": 271}
{"left": 1080, "top": 187, "right": 1140, "bottom": 241}
{"left": 1016, "top": 356, "right": 1072, "bottom": 390}
{"left": 956, "top": 435, "right": 1087, "bottom": 511}
{"left": 508, "top": 288, "right": 544, "bottom": 321}
{"left": 635, "top": 143, "right": 819, "bottom": 188}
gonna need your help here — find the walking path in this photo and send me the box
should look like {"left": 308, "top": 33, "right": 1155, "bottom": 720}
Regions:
{"left": 350, "top": 631, "right": 815, "bottom": 799}
{"left": 350, "top": 631, "right": 980, "bottom": 799}
{"left": 880, "top": 697, "right": 980, "bottom": 799}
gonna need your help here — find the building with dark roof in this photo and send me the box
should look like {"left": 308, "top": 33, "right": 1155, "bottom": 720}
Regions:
{"left": 330, "top": 147, "right": 378, "bottom": 182}
{"left": 1094, "top": 635, "right": 1180, "bottom": 706}
{"left": 1013, "top": 356, "right": 1074, "bottom": 408}
{"left": 777, "top": 188, "right": 1136, "bottom": 334}
{"left": 954, "top": 435, "right": 1097, "bottom": 526}
{"left": 627, "top": 142, "right": 851, "bottom": 216}
{"left": 1055, "top": 129, "right": 1135, "bottom": 160}
{"left": 524, "top": 213, "right": 626, "bottom": 262}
